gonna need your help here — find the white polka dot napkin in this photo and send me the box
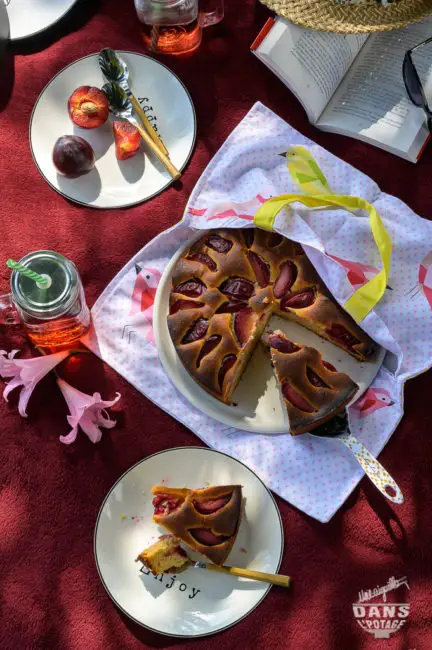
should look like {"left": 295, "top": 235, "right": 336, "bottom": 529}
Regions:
{"left": 84, "top": 102, "right": 432, "bottom": 522}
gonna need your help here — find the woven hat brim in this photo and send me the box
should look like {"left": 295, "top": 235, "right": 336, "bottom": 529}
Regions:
{"left": 259, "top": 0, "right": 432, "bottom": 33}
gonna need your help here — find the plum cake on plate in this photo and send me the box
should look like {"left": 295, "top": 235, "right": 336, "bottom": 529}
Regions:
{"left": 266, "top": 330, "right": 359, "bottom": 435}
{"left": 135, "top": 534, "right": 190, "bottom": 575}
{"left": 167, "top": 228, "right": 375, "bottom": 407}
{"left": 152, "top": 484, "right": 243, "bottom": 565}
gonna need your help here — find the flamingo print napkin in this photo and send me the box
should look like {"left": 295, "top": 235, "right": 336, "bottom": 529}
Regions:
{"left": 84, "top": 103, "right": 432, "bottom": 522}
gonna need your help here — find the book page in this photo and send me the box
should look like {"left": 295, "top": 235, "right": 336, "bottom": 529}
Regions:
{"left": 256, "top": 19, "right": 367, "bottom": 123}
{"left": 319, "top": 19, "right": 432, "bottom": 156}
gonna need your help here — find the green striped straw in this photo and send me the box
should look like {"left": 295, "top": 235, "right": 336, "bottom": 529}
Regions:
{"left": 7, "top": 259, "right": 49, "bottom": 287}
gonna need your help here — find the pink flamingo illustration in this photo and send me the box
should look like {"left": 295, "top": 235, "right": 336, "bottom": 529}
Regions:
{"left": 188, "top": 194, "right": 268, "bottom": 222}
{"left": 327, "top": 254, "right": 379, "bottom": 289}
{"left": 406, "top": 250, "right": 432, "bottom": 309}
{"left": 123, "top": 264, "right": 161, "bottom": 344}
{"left": 129, "top": 265, "right": 161, "bottom": 316}
{"left": 351, "top": 387, "right": 394, "bottom": 418}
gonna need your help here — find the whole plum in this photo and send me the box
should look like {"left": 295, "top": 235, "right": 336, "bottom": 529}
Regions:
{"left": 53, "top": 135, "right": 95, "bottom": 178}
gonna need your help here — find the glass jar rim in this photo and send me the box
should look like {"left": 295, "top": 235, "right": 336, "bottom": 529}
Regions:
{"left": 11, "top": 250, "right": 80, "bottom": 320}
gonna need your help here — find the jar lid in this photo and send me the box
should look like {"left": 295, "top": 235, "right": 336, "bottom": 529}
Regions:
{"left": 11, "top": 250, "right": 79, "bottom": 320}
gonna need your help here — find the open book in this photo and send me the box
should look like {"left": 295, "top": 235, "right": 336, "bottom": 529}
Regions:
{"left": 251, "top": 17, "right": 432, "bottom": 162}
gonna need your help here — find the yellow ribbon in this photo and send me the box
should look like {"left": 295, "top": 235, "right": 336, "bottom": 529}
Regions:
{"left": 254, "top": 150, "right": 392, "bottom": 323}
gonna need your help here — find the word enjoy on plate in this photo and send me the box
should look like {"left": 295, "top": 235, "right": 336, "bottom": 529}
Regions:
{"left": 140, "top": 566, "right": 201, "bottom": 599}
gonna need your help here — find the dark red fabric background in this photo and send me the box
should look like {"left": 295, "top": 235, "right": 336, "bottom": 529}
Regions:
{"left": 1, "top": 1, "right": 432, "bottom": 648}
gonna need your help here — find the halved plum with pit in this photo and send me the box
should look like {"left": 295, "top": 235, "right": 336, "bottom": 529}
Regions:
{"left": 326, "top": 324, "right": 361, "bottom": 351}
{"left": 189, "top": 528, "right": 230, "bottom": 546}
{"left": 193, "top": 494, "right": 231, "bottom": 514}
{"left": 274, "top": 261, "right": 297, "bottom": 299}
{"left": 268, "top": 334, "right": 300, "bottom": 354}
{"left": 219, "top": 277, "right": 254, "bottom": 301}
{"left": 247, "top": 251, "right": 270, "bottom": 287}
{"left": 282, "top": 382, "right": 315, "bottom": 413}
{"left": 68, "top": 86, "right": 109, "bottom": 129}
{"left": 181, "top": 318, "right": 208, "bottom": 344}
{"left": 173, "top": 278, "right": 206, "bottom": 298}
{"left": 153, "top": 494, "right": 182, "bottom": 516}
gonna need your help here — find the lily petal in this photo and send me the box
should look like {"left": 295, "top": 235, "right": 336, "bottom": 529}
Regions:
{"left": 1, "top": 349, "right": 69, "bottom": 417}
{"left": 59, "top": 417, "right": 80, "bottom": 445}
{"left": 57, "top": 379, "right": 121, "bottom": 445}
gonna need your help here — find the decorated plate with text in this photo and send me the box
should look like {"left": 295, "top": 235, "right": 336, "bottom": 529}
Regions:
{"left": 30, "top": 52, "right": 196, "bottom": 208}
{"left": 94, "top": 447, "right": 284, "bottom": 637}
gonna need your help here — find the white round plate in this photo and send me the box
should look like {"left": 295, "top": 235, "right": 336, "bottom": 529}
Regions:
{"left": 6, "top": 0, "right": 79, "bottom": 41}
{"left": 30, "top": 52, "right": 196, "bottom": 208}
{"left": 94, "top": 447, "right": 284, "bottom": 638}
{"left": 154, "top": 232, "right": 386, "bottom": 434}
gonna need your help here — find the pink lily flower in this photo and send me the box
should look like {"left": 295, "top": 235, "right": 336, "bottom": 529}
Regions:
{"left": 57, "top": 378, "right": 121, "bottom": 444}
{"left": 0, "top": 349, "right": 69, "bottom": 417}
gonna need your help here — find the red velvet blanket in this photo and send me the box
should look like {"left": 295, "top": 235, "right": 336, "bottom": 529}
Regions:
{"left": 1, "top": 1, "right": 431, "bottom": 648}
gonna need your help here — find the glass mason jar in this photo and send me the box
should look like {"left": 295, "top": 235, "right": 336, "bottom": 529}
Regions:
{"left": 134, "top": 0, "right": 202, "bottom": 56}
{"left": 0, "top": 250, "right": 90, "bottom": 349}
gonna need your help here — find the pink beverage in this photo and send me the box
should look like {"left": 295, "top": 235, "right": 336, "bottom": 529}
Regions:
{"left": 0, "top": 251, "right": 90, "bottom": 350}
{"left": 135, "top": 0, "right": 202, "bottom": 56}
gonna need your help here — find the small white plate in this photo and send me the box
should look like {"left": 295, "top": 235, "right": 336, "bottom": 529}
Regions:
{"left": 153, "top": 232, "right": 385, "bottom": 434}
{"left": 6, "top": 0, "right": 79, "bottom": 41}
{"left": 94, "top": 447, "right": 284, "bottom": 638}
{"left": 30, "top": 52, "right": 196, "bottom": 208}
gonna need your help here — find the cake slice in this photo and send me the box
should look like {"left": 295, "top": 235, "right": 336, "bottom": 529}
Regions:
{"left": 272, "top": 252, "right": 376, "bottom": 362}
{"left": 151, "top": 484, "right": 243, "bottom": 565}
{"left": 267, "top": 330, "right": 359, "bottom": 435}
{"left": 135, "top": 534, "right": 190, "bottom": 575}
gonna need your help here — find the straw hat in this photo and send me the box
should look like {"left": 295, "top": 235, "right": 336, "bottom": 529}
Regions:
{"left": 259, "top": 0, "right": 432, "bottom": 33}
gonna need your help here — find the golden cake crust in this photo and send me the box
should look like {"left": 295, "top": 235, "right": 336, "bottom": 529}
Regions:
{"left": 167, "top": 228, "right": 375, "bottom": 403}
{"left": 152, "top": 485, "right": 243, "bottom": 566}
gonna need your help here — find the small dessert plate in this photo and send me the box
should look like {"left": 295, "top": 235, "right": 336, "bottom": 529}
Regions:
{"left": 5, "top": 0, "right": 79, "bottom": 41}
{"left": 30, "top": 51, "right": 196, "bottom": 208}
{"left": 153, "top": 231, "right": 386, "bottom": 434}
{"left": 94, "top": 447, "right": 284, "bottom": 637}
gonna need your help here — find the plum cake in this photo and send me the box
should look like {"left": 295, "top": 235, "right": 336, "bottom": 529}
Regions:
{"left": 135, "top": 534, "right": 190, "bottom": 575}
{"left": 152, "top": 484, "right": 243, "bottom": 565}
{"left": 267, "top": 330, "right": 359, "bottom": 435}
{"left": 167, "top": 228, "right": 375, "bottom": 403}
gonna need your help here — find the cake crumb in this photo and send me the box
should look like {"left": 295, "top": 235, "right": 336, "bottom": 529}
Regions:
{"left": 240, "top": 548, "right": 247, "bottom": 554}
